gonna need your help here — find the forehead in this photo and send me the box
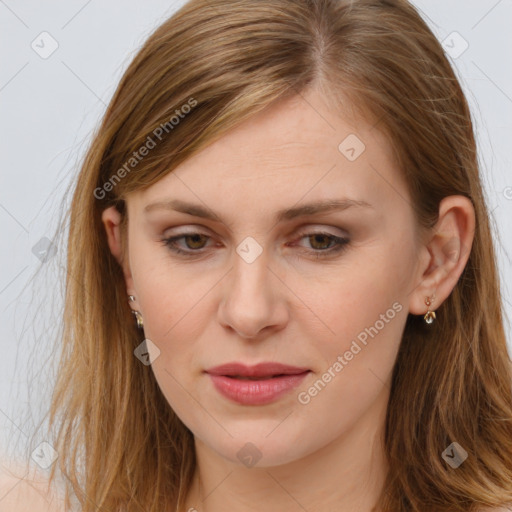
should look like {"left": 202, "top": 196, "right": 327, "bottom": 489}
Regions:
{"left": 132, "top": 89, "right": 408, "bottom": 220}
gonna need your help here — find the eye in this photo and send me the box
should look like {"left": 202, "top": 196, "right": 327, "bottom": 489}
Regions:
{"left": 293, "top": 231, "right": 350, "bottom": 258}
{"left": 161, "top": 232, "right": 211, "bottom": 255}
{"left": 160, "top": 230, "right": 350, "bottom": 258}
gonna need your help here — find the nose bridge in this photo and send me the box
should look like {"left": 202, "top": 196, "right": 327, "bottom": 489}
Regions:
{"left": 231, "top": 235, "right": 272, "bottom": 309}
{"left": 235, "top": 238, "right": 267, "bottom": 288}
{"left": 218, "top": 235, "right": 284, "bottom": 338}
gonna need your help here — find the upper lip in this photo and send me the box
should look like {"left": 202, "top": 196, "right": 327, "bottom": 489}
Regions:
{"left": 205, "top": 362, "right": 310, "bottom": 378}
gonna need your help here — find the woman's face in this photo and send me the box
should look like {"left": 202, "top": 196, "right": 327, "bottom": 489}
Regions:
{"left": 114, "top": 88, "right": 427, "bottom": 467}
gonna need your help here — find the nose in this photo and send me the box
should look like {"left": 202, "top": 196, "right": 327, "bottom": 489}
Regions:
{"left": 217, "top": 245, "right": 289, "bottom": 340}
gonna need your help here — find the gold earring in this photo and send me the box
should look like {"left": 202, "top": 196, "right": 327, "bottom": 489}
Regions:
{"left": 132, "top": 310, "right": 144, "bottom": 329}
{"left": 128, "top": 295, "right": 144, "bottom": 329}
{"left": 424, "top": 294, "right": 436, "bottom": 324}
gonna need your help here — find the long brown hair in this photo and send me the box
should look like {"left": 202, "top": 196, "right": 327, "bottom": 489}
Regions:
{"left": 33, "top": 0, "right": 512, "bottom": 510}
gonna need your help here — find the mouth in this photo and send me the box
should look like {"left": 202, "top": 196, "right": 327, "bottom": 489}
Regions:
{"left": 205, "top": 361, "right": 310, "bottom": 378}
{"left": 226, "top": 374, "right": 292, "bottom": 380}
{"left": 205, "top": 362, "right": 311, "bottom": 405}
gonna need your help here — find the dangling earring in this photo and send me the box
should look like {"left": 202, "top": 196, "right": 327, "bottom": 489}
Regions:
{"left": 128, "top": 294, "right": 144, "bottom": 329}
{"left": 424, "top": 294, "right": 436, "bottom": 324}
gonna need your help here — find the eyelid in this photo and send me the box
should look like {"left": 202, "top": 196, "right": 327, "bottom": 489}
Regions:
{"left": 161, "top": 226, "right": 350, "bottom": 258}
{"left": 293, "top": 224, "right": 348, "bottom": 237}
{"left": 162, "top": 225, "right": 347, "bottom": 242}
{"left": 162, "top": 224, "right": 213, "bottom": 236}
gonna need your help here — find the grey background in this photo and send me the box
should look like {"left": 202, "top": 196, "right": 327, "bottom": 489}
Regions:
{"left": 1, "top": 0, "right": 511, "bottom": 465}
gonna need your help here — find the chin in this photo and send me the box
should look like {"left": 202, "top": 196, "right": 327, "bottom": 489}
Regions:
{"left": 198, "top": 427, "right": 315, "bottom": 469}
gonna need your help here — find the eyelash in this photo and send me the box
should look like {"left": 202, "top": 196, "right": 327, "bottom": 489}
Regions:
{"left": 160, "top": 230, "right": 350, "bottom": 259}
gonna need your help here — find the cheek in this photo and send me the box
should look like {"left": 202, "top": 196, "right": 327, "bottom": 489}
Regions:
{"left": 296, "top": 242, "right": 413, "bottom": 397}
{"left": 134, "top": 264, "right": 213, "bottom": 421}
{"left": 130, "top": 239, "right": 206, "bottom": 333}
{"left": 290, "top": 271, "right": 408, "bottom": 447}
{"left": 130, "top": 252, "right": 221, "bottom": 383}
{"left": 300, "top": 250, "right": 408, "bottom": 341}
{"left": 307, "top": 288, "right": 406, "bottom": 397}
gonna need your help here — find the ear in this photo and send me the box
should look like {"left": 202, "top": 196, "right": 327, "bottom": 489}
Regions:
{"left": 409, "top": 195, "right": 475, "bottom": 316}
{"left": 101, "top": 206, "right": 135, "bottom": 294}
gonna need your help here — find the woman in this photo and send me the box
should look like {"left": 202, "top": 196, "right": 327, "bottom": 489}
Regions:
{"left": 5, "top": 0, "right": 512, "bottom": 511}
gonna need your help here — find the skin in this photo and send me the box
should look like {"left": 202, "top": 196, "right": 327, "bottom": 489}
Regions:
{"left": 102, "top": 85, "right": 475, "bottom": 512}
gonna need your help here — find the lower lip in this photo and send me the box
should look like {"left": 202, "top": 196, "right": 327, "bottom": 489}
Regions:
{"left": 208, "top": 372, "right": 310, "bottom": 405}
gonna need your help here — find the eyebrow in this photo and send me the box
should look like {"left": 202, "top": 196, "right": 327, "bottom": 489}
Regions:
{"left": 144, "top": 198, "right": 374, "bottom": 223}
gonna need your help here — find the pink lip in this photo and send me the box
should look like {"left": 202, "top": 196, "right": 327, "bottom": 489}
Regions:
{"left": 205, "top": 362, "right": 311, "bottom": 405}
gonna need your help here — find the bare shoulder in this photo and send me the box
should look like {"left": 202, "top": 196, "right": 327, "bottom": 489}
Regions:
{"left": 0, "top": 462, "right": 66, "bottom": 512}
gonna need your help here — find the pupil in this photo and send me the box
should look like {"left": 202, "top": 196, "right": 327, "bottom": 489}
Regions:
{"left": 311, "top": 234, "right": 329, "bottom": 249}
{"left": 187, "top": 234, "right": 205, "bottom": 248}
